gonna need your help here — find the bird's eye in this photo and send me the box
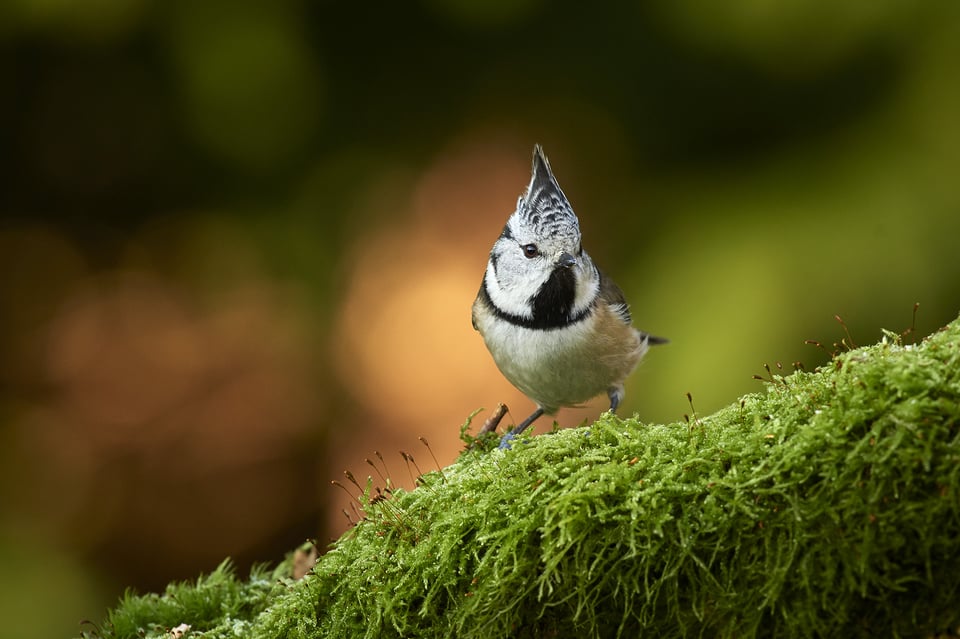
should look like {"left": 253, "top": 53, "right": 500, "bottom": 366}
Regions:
{"left": 521, "top": 243, "right": 539, "bottom": 259}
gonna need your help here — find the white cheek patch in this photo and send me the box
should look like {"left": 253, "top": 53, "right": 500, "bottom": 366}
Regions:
{"left": 484, "top": 260, "right": 536, "bottom": 319}
{"left": 486, "top": 245, "right": 600, "bottom": 323}
{"left": 570, "top": 261, "right": 600, "bottom": 316}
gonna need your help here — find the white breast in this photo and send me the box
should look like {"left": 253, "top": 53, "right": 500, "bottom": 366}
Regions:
{"left": 474, "top": 306, "right": 644, "bottom": 414}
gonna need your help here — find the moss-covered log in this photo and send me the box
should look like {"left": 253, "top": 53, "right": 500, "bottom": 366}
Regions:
{"left": 86, "top": 318, "right": 960, "bottom": 638}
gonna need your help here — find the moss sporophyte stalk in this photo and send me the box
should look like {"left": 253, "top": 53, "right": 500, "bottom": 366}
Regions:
{"left": 84, "top": 318, "right": 960, "bottom": 639}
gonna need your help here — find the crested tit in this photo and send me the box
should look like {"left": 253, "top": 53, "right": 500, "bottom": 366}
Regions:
{"left": 472, "top": 145, "right": 666, "bottom": 448}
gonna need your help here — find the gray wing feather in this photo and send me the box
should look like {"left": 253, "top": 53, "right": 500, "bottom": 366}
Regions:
{"left": 598, "top": 269, "right": 633, "bottom": 325}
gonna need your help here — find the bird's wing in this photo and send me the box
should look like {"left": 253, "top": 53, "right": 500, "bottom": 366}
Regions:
{"left": 598, "top": 269, "right": 633, "bottom": 325}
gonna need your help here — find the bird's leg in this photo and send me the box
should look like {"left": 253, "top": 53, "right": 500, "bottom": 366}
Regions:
{"left": 498, "top": 407, "right": 545, "bottom": 449}
{"left": 511, "top": 407, "right": 545, "bottom": 436}
{"left": 607, "top": 387, "right": 623, "bottom": 413}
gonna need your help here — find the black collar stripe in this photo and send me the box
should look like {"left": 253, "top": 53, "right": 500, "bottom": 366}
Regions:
{"left": 480, "top": 280, "right": 593, "bottom": 330}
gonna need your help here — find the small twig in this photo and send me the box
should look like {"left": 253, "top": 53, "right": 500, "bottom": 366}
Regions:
{"left": 478, "top": 403, "right": 509, "bottom": 436}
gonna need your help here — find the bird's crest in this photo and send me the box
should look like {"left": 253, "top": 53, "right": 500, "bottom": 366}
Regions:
{"left": 516, "top": 145, "right": 580, "bottom": 241}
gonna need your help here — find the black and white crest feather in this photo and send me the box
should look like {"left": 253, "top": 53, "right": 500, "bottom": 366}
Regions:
{"left": 517, "top": 145, "right": 581, "bottom": 244}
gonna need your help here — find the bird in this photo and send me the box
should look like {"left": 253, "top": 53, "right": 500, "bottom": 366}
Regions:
{"left": 471, "top": 145, "right": 667, "bottom": 449}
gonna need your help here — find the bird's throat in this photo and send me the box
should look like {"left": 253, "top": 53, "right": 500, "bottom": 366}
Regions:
{"left": 530, "top": 266, "right": 578, "bottom": 328}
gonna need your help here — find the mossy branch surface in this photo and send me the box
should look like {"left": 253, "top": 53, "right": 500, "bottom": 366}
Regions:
{"left": 87, "top": 319, "right": 960, "bottom": 638}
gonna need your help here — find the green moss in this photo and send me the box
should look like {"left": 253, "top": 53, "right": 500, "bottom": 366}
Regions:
{"left": 83, "top": 559, "right": 290, "bottom": 639}
{"left": 87, "top": 319, "right": 960, "bottom": 638}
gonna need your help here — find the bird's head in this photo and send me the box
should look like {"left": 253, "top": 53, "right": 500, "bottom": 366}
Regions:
{"left": 484, "top": 145, "right": 597, "bottom": 325}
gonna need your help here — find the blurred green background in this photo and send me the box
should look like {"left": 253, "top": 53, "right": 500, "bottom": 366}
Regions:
{"left": 1, "top": 1, "right": 959, "bottom": 637}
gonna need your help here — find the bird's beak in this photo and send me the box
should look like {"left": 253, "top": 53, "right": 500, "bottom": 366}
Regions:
{"left": 557, "top": 252, "right": 577, "bottom": 268}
